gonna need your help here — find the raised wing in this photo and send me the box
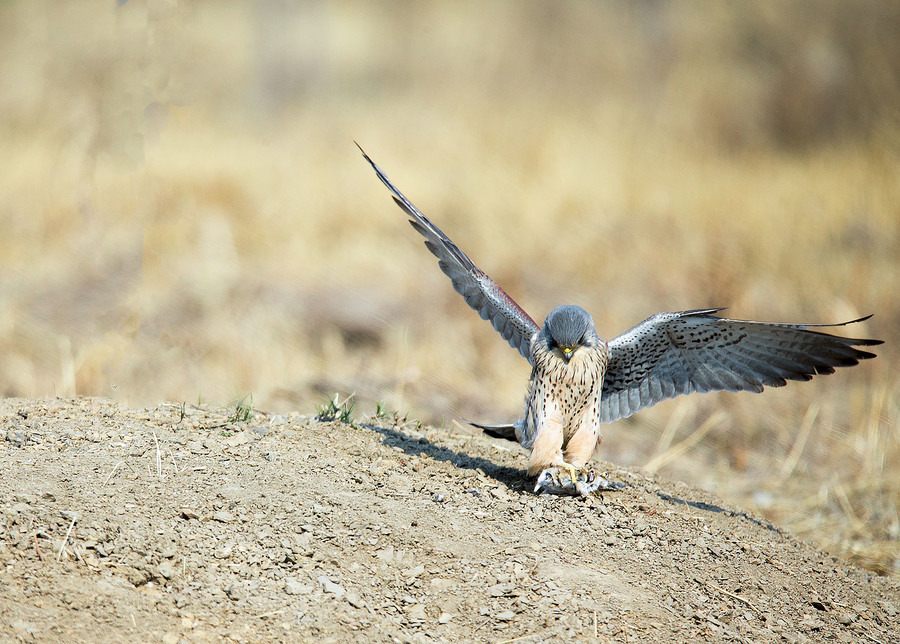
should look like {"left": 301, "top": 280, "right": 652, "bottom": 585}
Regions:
{"left": 599, "top": 308, "right": 882, "bottom": 424}
{"left": 358, "top": 144, "right": 540, "bottom": 361}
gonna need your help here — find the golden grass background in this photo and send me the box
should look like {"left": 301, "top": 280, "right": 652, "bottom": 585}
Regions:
{"left": 1, "top": 2, "right": 897, "bottom": 573}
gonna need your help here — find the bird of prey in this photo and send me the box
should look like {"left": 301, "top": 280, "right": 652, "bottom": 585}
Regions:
{"left": 358, "top": 145, "right": 882, "bottom": 496}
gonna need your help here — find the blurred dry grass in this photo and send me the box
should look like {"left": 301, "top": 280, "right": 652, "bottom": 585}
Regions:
{"left": 0, "top": 1, "right": 897, "bottom": 573}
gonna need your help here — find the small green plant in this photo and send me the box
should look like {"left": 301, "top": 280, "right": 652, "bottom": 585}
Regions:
{"left": 316, "top": 393, "right": 355, "bottom": 424}
{"left": 373, "top": 401, "right": 416, "bottom": 427}
{"left": 229, "top": 393, "right": 255, "bottom": 423}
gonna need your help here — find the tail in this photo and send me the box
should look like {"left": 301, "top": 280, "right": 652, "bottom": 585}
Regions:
{"left": 461, "top": 418, "right": 520, "bottom": 442}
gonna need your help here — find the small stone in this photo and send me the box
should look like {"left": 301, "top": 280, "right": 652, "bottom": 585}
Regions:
{"left": 124, "top": 567, "right": 151, "bottom": 587}
{"left": 6, "top": 430, "right": 25, "bottom": 446}
{"left": 283, "top": 578, "right": 312, "bottom": 595}
{"left": 406, "top": 604, "right": 427, "bottom": 620}
{"left": 187, "top": 441, "right": 207, "bottom": 454}
{"left": 403, "top": 565, "right": 425, "bottom": 578}
{"left": 345, "top": 592, "right": 365, "bottom": 608}
{"left": 799, "top": 616, "right": 825, "bottom": 629}
{"left": 438, "top": 612, "right": 454, "bottom": 624}
{"left": 213, "top": 544, "right": 233, "bottom": 559}
{"left": 318, "top": 576, "right": 346, "bottom": 598}
{"left": 10, "top": 621, "right": 38, "bottom": 635}
{"left": 224, "top": 432, "right": 250, "bottom": 447}
{"left": 10, "top": 503, "right": 31, "bottom": 515}
{"left": 225, "top": 585, "right": 245, "bottom": 602}
{"left": 180, "top": 509, "right": 200, "bottom": 520}
{"left": 213, "top": 511, "right": 234, "bottom": 523}
{"left": 838, "top": 612, "right": 856, "bottom": 625}
{"left": 496, "top": 611, "right": 516, "bottom": 621}
{"left": 157, "top": 560, "right": 175, "bottom": 579}
{"left": 490, "top": 487, "right": 509, "bottom": 500}
{"left": 488, "top": 584, "right": 510, "bottom": 597}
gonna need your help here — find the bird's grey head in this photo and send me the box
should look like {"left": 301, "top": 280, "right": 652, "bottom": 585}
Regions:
{"left": 541, "top": 305, "right": 598, "bottom": 362}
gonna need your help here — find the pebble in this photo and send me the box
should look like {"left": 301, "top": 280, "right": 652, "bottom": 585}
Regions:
{"left": 224, "top": 432, "right": 250, "bottom": 447}
{"left": 345, "top": 592, "right": 365, "bottom": 608}
{"left": 429, "top": 578, "right": 456, "bottom": 591}
{"left": 283, "top": 578, "right": 312, "bottom": 595}
{"left": 318, "top": 576, "right": 346, "bottom": 598}
{"left": 496, "top": 611, "right": 516, "bottom": 621}
{"left": 837, "top": 612, "right": 856, "bottom": 625}
{"left": 406, "top": 604, "right": 427, "bottom": 620}
{"left": 403, "top": 565, "right": 425, "bottom": 578}
{"left": 6, "top": 429, "right": 25, "bottom": 446}
{"left": 157, "top": 560, "right": 175, "bottom": 579}
{"left": 488, "top": 584, "right": 510, "bottom": 597}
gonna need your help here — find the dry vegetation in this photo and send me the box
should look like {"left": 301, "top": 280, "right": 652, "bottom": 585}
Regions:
{"left": 0, "top": 1, "right": 898, "bottom": 575}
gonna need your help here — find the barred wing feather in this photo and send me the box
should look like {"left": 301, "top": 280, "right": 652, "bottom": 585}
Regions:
{"left": 359, "top": 145, "right": 540, "bottom": 361}
{"left": 599, "top": 309, "right": 882, "bottom": 424}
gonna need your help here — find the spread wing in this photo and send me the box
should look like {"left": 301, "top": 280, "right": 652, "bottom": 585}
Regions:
{"left": 599, "top": 308, "right": 882, "bottom": 424}
{"left": 359, "top": 144, "right": 540, "bottom": 361}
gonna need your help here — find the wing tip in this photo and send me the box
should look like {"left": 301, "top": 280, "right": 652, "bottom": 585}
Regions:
{"left": 355, "top": 140, "right": 373, "bottom": 166}
{"left": 461, "top": 418, "right": 520, "bottom": 442}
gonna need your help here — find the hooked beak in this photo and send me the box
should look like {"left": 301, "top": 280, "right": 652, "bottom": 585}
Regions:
{"left": 561, "top": 346, "right": 575, "bottom": 362}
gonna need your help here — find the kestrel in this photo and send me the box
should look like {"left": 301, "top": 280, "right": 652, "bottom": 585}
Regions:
{"left": 358, "top": 145, "right": 882, "bottom": 496}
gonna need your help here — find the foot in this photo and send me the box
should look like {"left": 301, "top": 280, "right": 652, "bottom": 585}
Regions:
{"left": 533, "top": 466, "right": 619, "bottom": 496}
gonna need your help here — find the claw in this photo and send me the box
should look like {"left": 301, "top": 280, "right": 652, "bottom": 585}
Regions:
{"left": 533, "top": 465, "right": 624, "bottom": 496}
{"left": 561, "top": 463, "right": 580, "bottom": 487}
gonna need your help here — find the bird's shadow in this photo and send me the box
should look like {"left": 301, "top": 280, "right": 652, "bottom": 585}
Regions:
{"left": 655, "top": 491, "right": 789, "bottom": 536}
{"left": 359, "top": 422, "right": 532, "bottom": 493}
{"left": 358, "top": 422, "right": 790, "bottom": 536}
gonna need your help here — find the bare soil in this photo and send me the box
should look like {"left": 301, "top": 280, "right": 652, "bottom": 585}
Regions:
{"left": 1, "top": 397, "right": 897, "bottom": 643}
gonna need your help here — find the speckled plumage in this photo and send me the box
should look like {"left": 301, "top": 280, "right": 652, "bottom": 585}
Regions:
{"left": 359, "top": 146, "right": 883, "bottom": 495}
{"left": 520, "top": 307, "right": 609, "bottom": 475}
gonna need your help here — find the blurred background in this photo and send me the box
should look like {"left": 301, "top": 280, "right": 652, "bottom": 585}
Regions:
{"left": 0, "top": 1, "right": 897, "bottom": 573}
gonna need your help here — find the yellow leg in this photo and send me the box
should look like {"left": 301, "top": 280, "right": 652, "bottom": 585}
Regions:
{"left": 561, "top": 462, "right": 580, "bottom": 486}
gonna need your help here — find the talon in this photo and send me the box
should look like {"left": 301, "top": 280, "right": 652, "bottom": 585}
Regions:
{"left": 561, "top": 463, "right": 580, "bottom": 486}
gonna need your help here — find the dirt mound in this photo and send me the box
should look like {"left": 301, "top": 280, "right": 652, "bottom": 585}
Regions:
{"left": 1, "top": 398, "right": 897, "bottom": 643}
